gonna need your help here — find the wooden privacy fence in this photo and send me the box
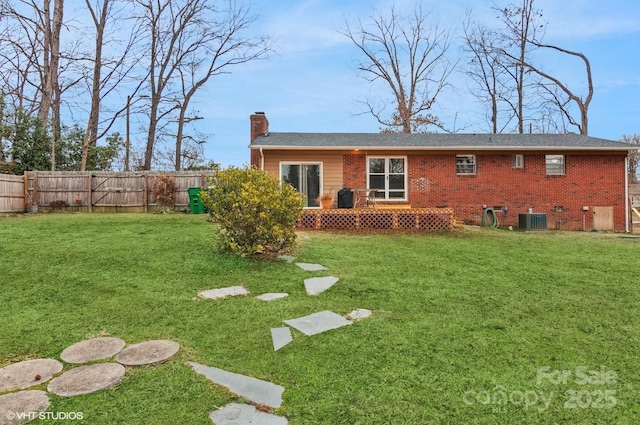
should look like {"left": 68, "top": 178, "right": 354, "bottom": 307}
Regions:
{"left": 0, "top": 174, "right": 25, "bottom": 213}
{"left": 0, "top": 171, "right": 214, "bottom": 213}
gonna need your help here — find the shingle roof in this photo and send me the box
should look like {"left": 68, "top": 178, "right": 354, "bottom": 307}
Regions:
{"left": 250, "top": 132, "right": 634, "bottom": 151}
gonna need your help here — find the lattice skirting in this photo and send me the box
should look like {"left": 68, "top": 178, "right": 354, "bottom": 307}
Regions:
{"left": 297, "top": 208, "right": 455, "bottom": 231}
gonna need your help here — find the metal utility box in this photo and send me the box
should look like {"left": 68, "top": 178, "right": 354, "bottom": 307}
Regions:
{"left": 519, "top": 213, "right": 547, "bottom": 231}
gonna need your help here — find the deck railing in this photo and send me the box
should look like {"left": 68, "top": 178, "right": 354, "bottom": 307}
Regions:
{"left": 297, "top": 208, "right": 455, "bottom": 231}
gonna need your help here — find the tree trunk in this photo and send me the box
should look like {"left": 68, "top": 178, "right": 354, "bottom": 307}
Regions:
{"left": 38, "top": 0, "right": 52, "bottom": 125}
{"left": 37, "top": 0, "right": 64, "bottom": 170}
{"left": 516, "top": 1, "right": 533, "bottom": 134}
{"left": 81, "top": 0, "right": 108, "bottom": 171}
{"left": 175, "top": 106, "right": 186, "bottom": 170}
{"left": 144, "top": 97, "right": 158, "bottom": 170}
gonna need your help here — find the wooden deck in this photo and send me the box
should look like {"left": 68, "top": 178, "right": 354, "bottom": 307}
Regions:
{"left": 297, "top": 207, "right": 456, "bottom": 231}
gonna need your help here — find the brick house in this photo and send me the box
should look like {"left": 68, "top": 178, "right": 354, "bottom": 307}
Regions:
{"left": 249, "top": 112, "right": 635, "bottom": 231}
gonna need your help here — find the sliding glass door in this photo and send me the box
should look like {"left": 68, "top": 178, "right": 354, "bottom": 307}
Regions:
{"left": 280, "top": 163, "right": 321, "bottom": 208}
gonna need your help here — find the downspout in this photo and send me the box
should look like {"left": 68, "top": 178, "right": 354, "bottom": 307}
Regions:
{"left": 259, "top": 147, "right": 264, "bottom": 171}
{"left": 625, "top": 154, "right": 630, "bottom": 233}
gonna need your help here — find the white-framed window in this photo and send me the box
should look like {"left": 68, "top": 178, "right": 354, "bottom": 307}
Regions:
{"left": 280, "top": 162, "right": 322, "bottom": 208}
{"left": 456, "top": 155, "right": 476, "bottom": 175}
{"left": 367, "top": 156, "right": 407, "bottom": 201}
{"left": 545, "top": 155, "right": 565, "bottom": 175}
{"left": 512, "top": 154, "right": 524, "bottom": 168}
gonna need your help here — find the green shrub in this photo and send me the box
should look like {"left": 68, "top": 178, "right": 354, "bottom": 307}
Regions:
{"left": 201, "top": 166, "right": 304, "bottom": 256}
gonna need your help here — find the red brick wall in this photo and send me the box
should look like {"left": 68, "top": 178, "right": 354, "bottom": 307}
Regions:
{"left": 343, "top": 154, "right": 366, "bottom": 189}
{"left": 343, "top": 152, "right": 627, "bottom": 231}
{"left": 250, "top": 150, "right": 260, "bottom": 168}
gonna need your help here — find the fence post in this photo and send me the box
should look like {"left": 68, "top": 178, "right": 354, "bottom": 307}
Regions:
{"left": 32, "top": 173, "right": 38, "bottom": 208}
{"left": 143, "top": 175, "right": 148, "bottom": 213}
{"left": 23, "top": 171, "right": 28, "bottom": 211}
{"left": 88, "top": 174, "right": 93, "bottom": 213}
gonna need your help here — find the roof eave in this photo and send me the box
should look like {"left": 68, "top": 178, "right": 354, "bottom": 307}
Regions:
{"left": 249, "top": 145, "right": 633, "bottom": 151}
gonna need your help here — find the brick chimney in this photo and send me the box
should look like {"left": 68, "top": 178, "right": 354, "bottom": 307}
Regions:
{"left": 250, "top": 112, "right": 269, "bottom": 143}
{"left": 250, "top": 112, "right": 268, "bottom": 168}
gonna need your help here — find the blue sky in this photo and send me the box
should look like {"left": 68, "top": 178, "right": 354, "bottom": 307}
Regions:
{"left": 186, "top": 0, "right": 640, "bottom": 167}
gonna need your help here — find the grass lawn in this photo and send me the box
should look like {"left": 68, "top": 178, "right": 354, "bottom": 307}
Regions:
{"left": 0, "top": 213, "right": 639, "bottom": 424}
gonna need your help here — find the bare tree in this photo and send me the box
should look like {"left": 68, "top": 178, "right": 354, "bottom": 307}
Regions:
{"left": 466, "top": 0, "right": 592, "bottom": 135}
{"left": 133, "top": 0, "right": 182, "bottom": 170}
{"left": 133, "top": 0, "right": 269, "bottom": 170}
{"left": 78, "top": 0, "right": 143, "bottom": 171}
{"left": 0, "top": 17, "right": 38, "bottom": 112}
{"left": 494, "top": 0, "right": 544, "bottom": 134}
{"left": 41, "top": 0, "right": 64, "bottom": 170}
{"left": 172, "top": 0, "right": 269, "bottom": 170}
{"left": 493, "top": 0, "right": 593, "bottom": 135}
{"left": 462, "top": 17, "right": 515, "bottom": 133}
{"left": 1, "top": 0, "right": 65, "bottom": 170}
{"left": 341, "top": 4, "right": 454, "bottom": 133}
{"left": 79, "top": 0, "right": 109, "bottom": 171}
{"left": 37, "top": 0, "right": 63, "bottom": 125}
{"left": 523, "top": 43, "right": 593, "bottom": 135}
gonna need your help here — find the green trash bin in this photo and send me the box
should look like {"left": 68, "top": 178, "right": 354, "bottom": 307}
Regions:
{"left": 187, "top": 188, "right": 205, "bottom": 214}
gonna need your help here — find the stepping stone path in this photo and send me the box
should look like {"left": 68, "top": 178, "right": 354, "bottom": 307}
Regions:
{"left": 1, "top": 252, "right": 372, "bottom": 424}
{"left": 295, "top": 262, "right": 327, "bottom": 271}
{"left": 199, "top": 286, "right": 250, "bottom": 299}
{"left": 304, "top": 276, "right": 339, "bottom": 295}
{"left": 116, "top": 340, "right": 180, "bottom": 366}
{"left": 210, "top": 403, "right": 287, "bottom": 425}
{"left": 284, "top": 311, "right": 352, "bottom": 336}
{"left": 0, "top": 337, "right": 180, "bottom": 424}
{"left": 0, "top": 391, "right": 49, "bottom": 425}
{"left": 47, "top": 363, "right": 125, "bottom": 397}
{"left": 60, "top": 337, "right": 126, "bottom": 364}
{"left": 0, "top": 359, "right": 62, "bottom": 392}
{"left": 256, "top": 293, "right": 289, "bottom": 301}
{"left": 189, "top": 362, "right": 284, "bottom": 408}
{"left": 265, "top": 258, "right": 371, "bottom": 347}
{"left": 270, "top": 328, "right": 293, "bottom": 351}
{"left": 347, "top": 308, "right": 373, "bottom": 321}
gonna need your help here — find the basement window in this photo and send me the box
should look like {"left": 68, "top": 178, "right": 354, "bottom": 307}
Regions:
{"left": 545, "top": 155, "right": 565, "bottom": 175}
{"left": 456, "top": 155, "right": 476, "bottom": 175}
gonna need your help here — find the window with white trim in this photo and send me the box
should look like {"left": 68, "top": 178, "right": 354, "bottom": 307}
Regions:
{"left": 545, "top": 155, "right": 565, "bottom": 175}
{"left": 456, "top": 155, "right": 476, "bottom": 175}
{"left": 512, "top": 154, "right": 524, "bottom": 168}
{"left": 367, "top": 156, "right": 407, "bottom": 200}
{"left": 280, "top": 162, "right": 322, "bottom": 207}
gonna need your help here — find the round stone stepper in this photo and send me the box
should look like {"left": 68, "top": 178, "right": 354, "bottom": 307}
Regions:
{"left": 0, "top": 390, "right": 50, "bottom": 425}
{"left": 115, "top": 340, "right": 180, "bottom": 366}
{"left": 0, "top": 359, "right": 63, "bottom": 393}
{"left": 47, "top": 363, "right": 125, "bottom": 397}
{"left": 60, "top": 337, "right": 126, "bottom": 364}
